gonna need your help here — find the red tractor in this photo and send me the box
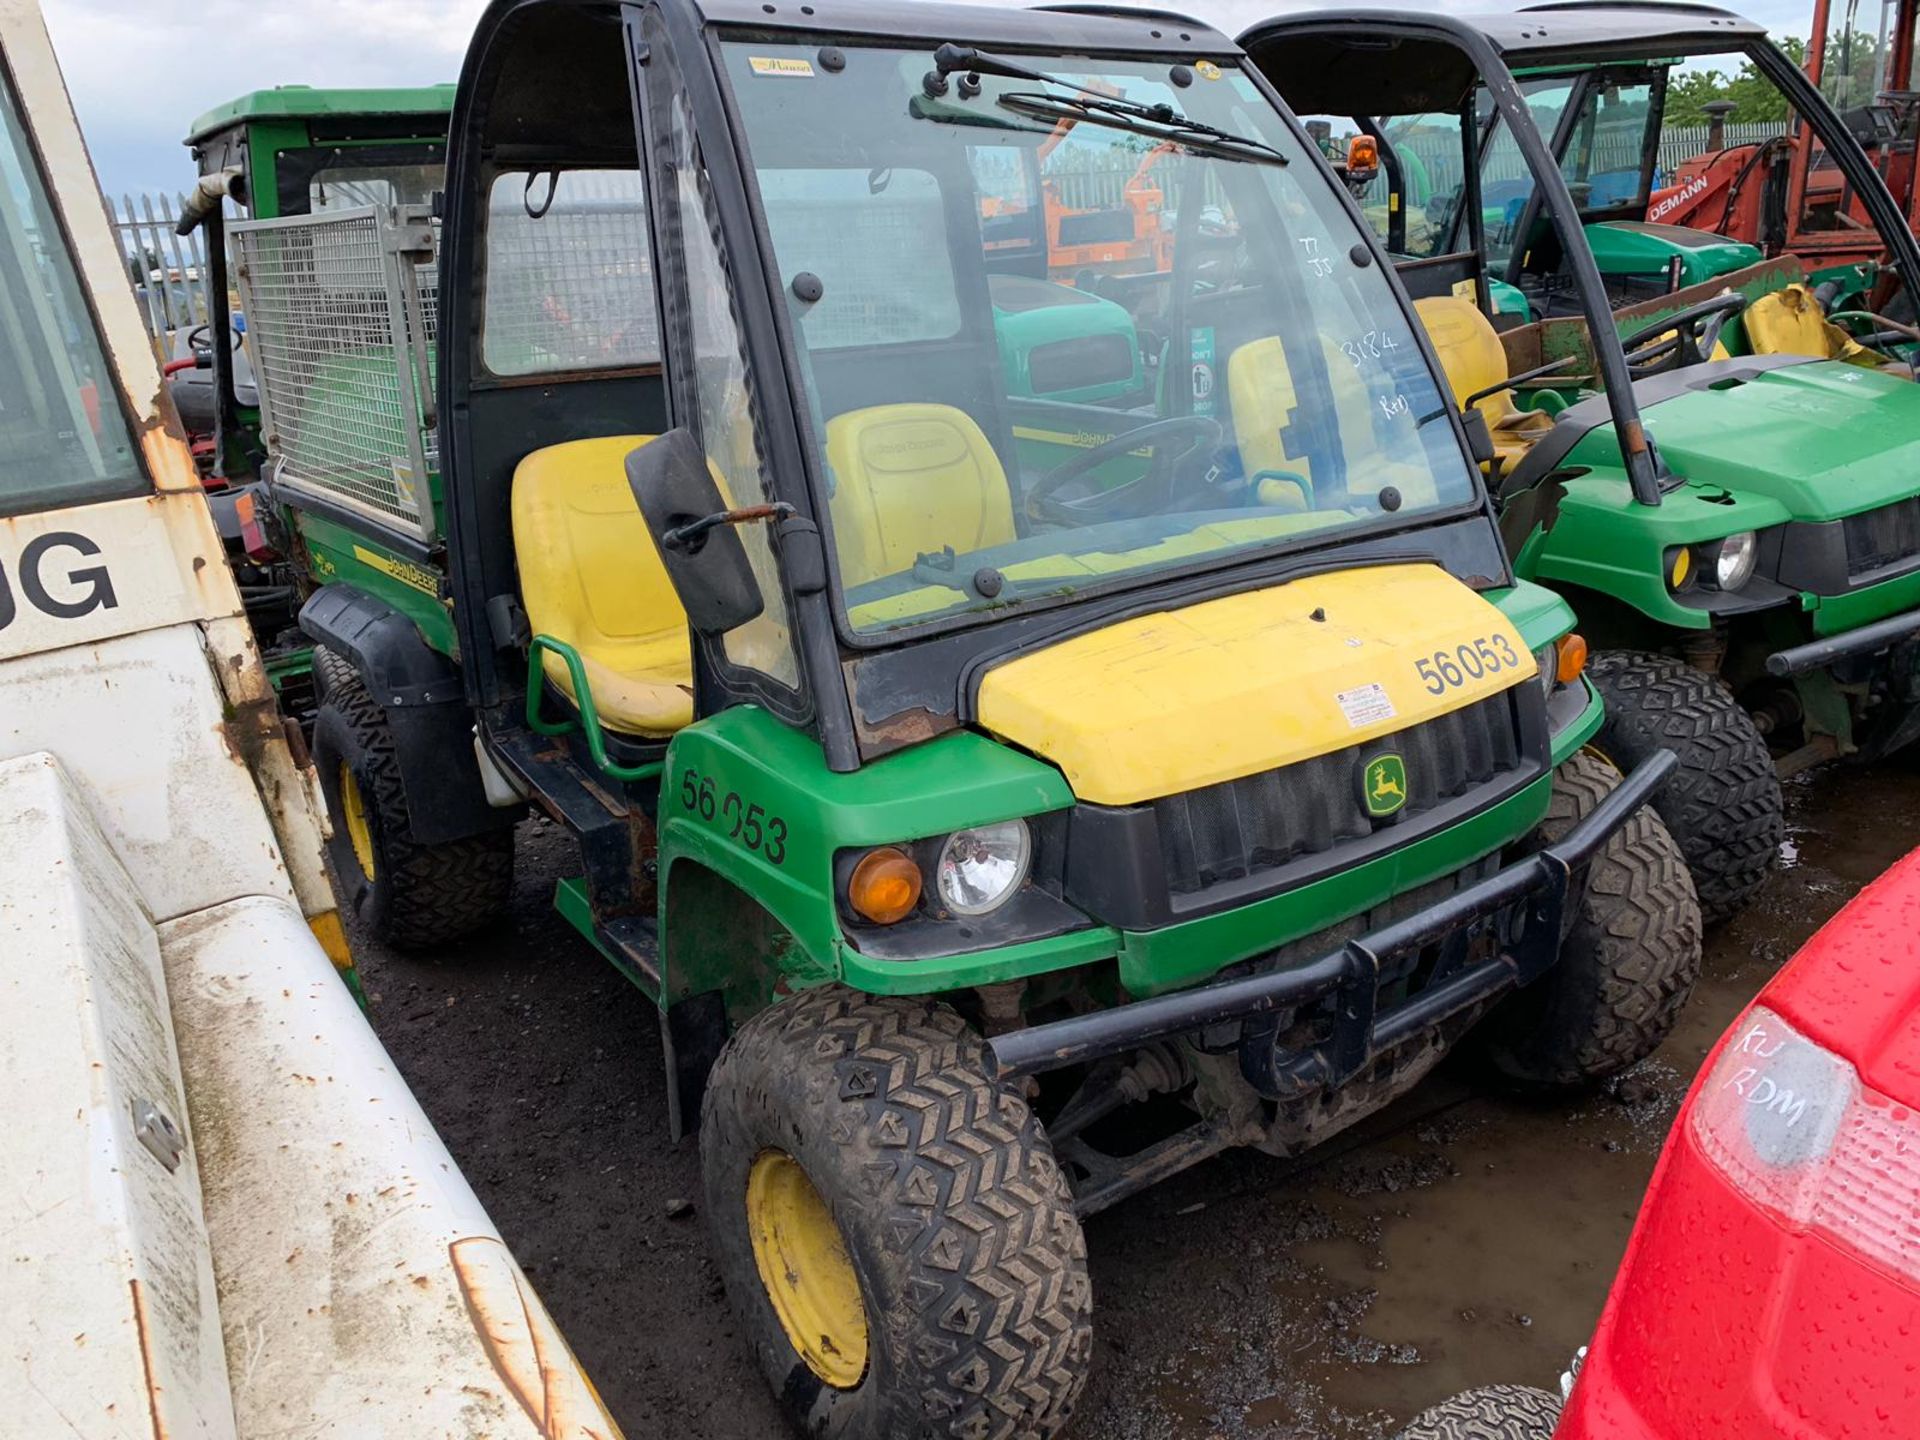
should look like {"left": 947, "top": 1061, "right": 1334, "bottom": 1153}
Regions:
{"left": 1651, "top": 0, "right": 1920, "bottom": 303}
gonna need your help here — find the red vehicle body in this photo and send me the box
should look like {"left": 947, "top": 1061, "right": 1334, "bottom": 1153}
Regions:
{"left": 1559, "top": 848, "right": 1920, "bottom": 1439}
{"left": 1649, "top": 0, "right": 1920, "bottom": 274}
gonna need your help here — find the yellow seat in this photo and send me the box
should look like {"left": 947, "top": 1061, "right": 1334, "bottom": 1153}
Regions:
{"left": 1411, "top": 295, "right": 1556, "bottom": 476}
{"left": 823, "top": 404, "right": 1016, "bottom": 587}
{"left": 1225, "top": 334, "right": 1385, "bottom": 509}
{"left": 1744, "top": 283, "right": 1883, "bottom": 366}
{"left": 511, "top": 435, "right": 693, "bottom": 736}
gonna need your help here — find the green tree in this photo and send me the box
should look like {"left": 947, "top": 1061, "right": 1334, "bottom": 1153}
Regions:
{"left": 1663, "top": 67, "right": 1734, "bottom": 126}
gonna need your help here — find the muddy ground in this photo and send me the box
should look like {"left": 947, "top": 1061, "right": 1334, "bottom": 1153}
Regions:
{"left": 347, "top": 764, "right": 1920, "bottom": 1438}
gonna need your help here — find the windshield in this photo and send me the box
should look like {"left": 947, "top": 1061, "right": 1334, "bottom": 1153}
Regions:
{"left": 308, "top": 160, "right": 442, "bottom": 212}
{"left": 1, "top": 60, "right": 143, "bottom": 515}
{"left": 1477, "top": 74, "right": 1657, "bottom": 271}
{"left": 720, "top": 45, "right": 1479, "bottom": 638}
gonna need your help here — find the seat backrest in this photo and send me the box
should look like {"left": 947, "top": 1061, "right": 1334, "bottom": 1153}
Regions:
{"left": 822, "top": 403, "right": 1016, "bottom": 586}
{"left": 511, "top": 435, "right": 686, "bottom": 650}
{"left": 1225, "top": 333, "right": 1378, "bottom": 506}
{"left": 1411, "top": 295, "right": 1514, "bottom": 427}
{"left": 1743, "top": 283, "right": 1871, "bottom": 362}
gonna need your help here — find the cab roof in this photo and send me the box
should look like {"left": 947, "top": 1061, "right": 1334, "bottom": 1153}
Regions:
{"left": 1241, "top": 2, "right": 1767, "bottom": 116}
{"left": 185, "top": 84, "right": 457, "bottom": 146}
{"left": 636, "top": 0, "right": 1232, "bottom": 52}
{"left": 1404, "top": 2, "right": 1761, "bottom": 57}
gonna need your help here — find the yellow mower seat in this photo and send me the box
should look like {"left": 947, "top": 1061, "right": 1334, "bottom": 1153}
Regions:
{"left": 511, "top": 435, "right": 693, "bottom": 736}
{"left": 1412, "top": 295, "right": 1555, "bottom": 475}
{"left": 823, "top": 403, "right": 1016, "bottom": 587}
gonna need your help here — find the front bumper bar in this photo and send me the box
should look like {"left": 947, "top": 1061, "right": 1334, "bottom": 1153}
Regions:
{"left": 987, "top": 752, "right": 1676, "bottom": 1099}
{"left": 1765, "top": 603, "right": 1920, "bottom": 677}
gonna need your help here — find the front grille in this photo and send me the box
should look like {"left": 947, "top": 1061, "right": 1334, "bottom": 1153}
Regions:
{"left": 1157, "top": 689, "right": 1525, "bottom": 897}
{"left": 1844, "top": 498, "right": 1920, "bottom": 578}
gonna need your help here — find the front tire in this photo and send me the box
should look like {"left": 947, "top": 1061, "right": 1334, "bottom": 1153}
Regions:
{"left": 1588, "top": 649, "right": 1782, "bottom": 924}
{"left": 1478, "top": 750, "right": 1702, "bottom": 1087}
{"left": 1395, "top": 1385, "right": 1561, "bottom": 1440}
{"left": 702, "top": 985, "right": 1093, "bottom": 1440}
{"left": 311, "top": 686, "right": 514, "bottom": 950}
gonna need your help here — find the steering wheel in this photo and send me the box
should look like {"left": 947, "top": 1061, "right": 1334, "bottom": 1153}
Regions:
{"left": 185, "top": 322, "right": 243, "bottom": 358}
{"left": 1619, "top": 294, "right": 1749, "bottom": 378}
{"left": 1024, "top": 415, "right": 1224, "bottom": 527}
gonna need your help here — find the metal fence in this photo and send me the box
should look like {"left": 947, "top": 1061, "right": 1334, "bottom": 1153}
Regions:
{"left": 230, "top": 206, "right": 438, "bottom": 541}
{"left": 107, "top": 191, "right": 219, "bottom": 352}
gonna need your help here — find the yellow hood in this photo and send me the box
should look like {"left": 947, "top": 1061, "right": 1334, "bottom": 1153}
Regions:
{"left": 975, "top": 563, "right": 1535, "bottom": 805}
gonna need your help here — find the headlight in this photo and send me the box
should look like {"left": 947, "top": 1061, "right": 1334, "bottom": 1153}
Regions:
{"left": 1710, "top": 531, "right": 1758, "bottom": 590}
{"left": 935, "top": 820, "right": 1031, "bottom": 916}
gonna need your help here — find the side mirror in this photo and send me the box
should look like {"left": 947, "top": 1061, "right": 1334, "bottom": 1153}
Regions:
{"left": 1458, "top": 406, "right": 1497, "bottom": 468}
{"left": 626, "top": 429, "right": 765, "bottom": 636}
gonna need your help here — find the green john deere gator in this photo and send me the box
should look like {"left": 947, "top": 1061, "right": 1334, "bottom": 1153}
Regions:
{"left": 217, "top": 0, "right": 1700, "bottom": 1432}
{"left": 172, "top": 82, "right": 452, "bottom": 711}
{"left": 1254, "top": 1, "right": 1920, "bottom": 925}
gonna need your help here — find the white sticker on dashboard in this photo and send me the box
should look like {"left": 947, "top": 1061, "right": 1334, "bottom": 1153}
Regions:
{"left": 1335, "top": 682, "right": 1397, "bottom": 728}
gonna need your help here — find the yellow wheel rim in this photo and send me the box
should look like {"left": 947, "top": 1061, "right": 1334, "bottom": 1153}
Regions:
{"left": 745, "top": 1150, "right": 868, "bottom": 1389}
{"left": 339, "top": 762, "right": 377, "bottom": 881}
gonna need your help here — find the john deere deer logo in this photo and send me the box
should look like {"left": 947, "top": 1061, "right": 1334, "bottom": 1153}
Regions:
{"left": 1363, "top": 754, "right": 1408, "bottom": 818}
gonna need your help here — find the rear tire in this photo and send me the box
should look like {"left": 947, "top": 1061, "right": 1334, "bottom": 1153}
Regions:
{"left": 1588, "top": 649, "right": 1781, "bottom": 924}
{"left": 311, "top": 686, "right": 513, "bottom": 950}
{"left": 1395, "top": 1385, "right": 1561, "bottom": 1440}
{"left": 1479, "top": 750, "right": 1701, "bottom": 1087}
{"left": 701, "top": 985, "right": 1093, "bottom": 1440}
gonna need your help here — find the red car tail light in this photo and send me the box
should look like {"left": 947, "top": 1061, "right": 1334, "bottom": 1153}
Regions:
{"left": 1692, "top": 1007, "right": 1920, "bottom": 1284}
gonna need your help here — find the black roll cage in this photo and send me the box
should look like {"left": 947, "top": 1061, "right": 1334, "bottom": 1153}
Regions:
{"left": 1241, "top": 6, "right": 1920, "bottom": 511}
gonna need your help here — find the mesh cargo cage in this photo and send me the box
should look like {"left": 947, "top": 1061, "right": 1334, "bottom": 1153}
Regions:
{"left": 230, "top": 180, "right": 659, "bottom": 544}
{"left": 230, "top": 205, "right": 440, "bottom": 540}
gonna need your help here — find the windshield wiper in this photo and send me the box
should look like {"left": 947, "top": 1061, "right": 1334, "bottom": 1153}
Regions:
{"left": 927, "top": 42, "right": 1286, "bottom": 166}
{"left": 997, "top": 91, "right": 1286, "bottom": 165}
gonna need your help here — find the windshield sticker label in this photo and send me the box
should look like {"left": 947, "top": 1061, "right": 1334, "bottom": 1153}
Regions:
{"left": 748, "top": 56, "right": 815, "bottom": 77}
{"left": 1191, "top": 326, "right": 1216, "bottom": 415}
{"left": 1336, "top": 683, "right": 1397, "bottom": 729}
{"left": 1195, "top": 61, "right": 1223, "bottom": 81}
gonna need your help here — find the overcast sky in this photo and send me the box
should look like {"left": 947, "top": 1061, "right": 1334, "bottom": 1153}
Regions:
{"left": 44, "top": 0, "right": 1830, "bottom": 199}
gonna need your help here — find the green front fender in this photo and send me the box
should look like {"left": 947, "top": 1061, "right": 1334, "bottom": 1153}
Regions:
{"left": 655, "top": 707, "right": 1073, "bottom": 1012}
{"left": 1512, "top": 467, "right": 1793, "bottom": 629}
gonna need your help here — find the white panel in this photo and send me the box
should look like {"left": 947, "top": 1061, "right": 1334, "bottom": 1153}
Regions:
{"left": 0, "top": 623, "right": 295, "bottom": 922}
{"left": 161, "top": 897, "right": 621, "bottom": 1440}
{"left": 0, "top": 753, "right": 236, "bottom": 1440}
{"left": 0, "top": 493, "right": 237, "bottom": 663}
